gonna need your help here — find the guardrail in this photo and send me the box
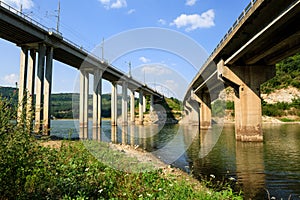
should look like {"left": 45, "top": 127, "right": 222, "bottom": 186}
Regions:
{"left": 0, "top": 0, "right": 101, "bottom": 61}
{"left": 206, "top": 0, "right": 257, "bottom": 65}
{"left": 0, "top": 1, "right": 62, "bottom": 36}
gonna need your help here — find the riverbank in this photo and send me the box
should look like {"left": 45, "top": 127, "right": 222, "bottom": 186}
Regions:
{"left": 38, "top": 140, "right": 242, "bottom": 199}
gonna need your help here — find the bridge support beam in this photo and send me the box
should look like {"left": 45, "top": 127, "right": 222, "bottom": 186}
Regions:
{"left": 143, "top": 95, "right": 147, "bottom": 113}
{"left": 121, "top": 81, "right": 128, "bottom": 125}
{"left": 26, "top": 49, "right": 36, "bottom": 131}
{"left": 138, "top": 90, "right": 144, "bottom": 125}
{"left": 111, "top": 82, "right": 117, "bottom": 126}
{"left": 43, "top": 46, "right": 53, "bottom": 135}
{"left": 184, "top": 96, "right": 200, "bottom": 126}
{"left": 150, "top": 94, "right": 154, "bottom": 112}
{"left": 35, "top": 44, "right": 46, "bottom": 133}
{"left": 218, "top": 60, "right": 275, "bottom": 142}
{"left": 130, "top": 90, "right": 135, "bottom": 124}
{"left": 17, "top": 47, "right": 28, "bottom": 123}
{"left": 79, "top": 69, "right": 89, "bottom": 139}
{"left": 93, "top": 69, "right": 102, "bottom": 132}
{"left": 191, "top": 92, "right": 211, "bottom": 128}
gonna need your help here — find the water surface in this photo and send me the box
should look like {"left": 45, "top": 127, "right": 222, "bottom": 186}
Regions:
{"left": 51, "top": 120, "right": 300, "bottom": 199}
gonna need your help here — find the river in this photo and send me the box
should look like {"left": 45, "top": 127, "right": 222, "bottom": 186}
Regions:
{"left": 50, "top": 120, "right": 300, "bottom": 199}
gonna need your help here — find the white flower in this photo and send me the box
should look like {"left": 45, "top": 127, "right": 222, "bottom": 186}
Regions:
{"left": 210, "top": 174, "right": 215, "bottom": 179}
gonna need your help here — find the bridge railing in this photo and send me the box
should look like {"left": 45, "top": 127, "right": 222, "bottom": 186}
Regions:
{"left": 0, "top": 1, "right": 102, "bottom": 63}
{"left": 0, "top": 1, "right": 62, "bottom": 37}
{"left": 207, "top": 0, "right": 257, "bottom": 65}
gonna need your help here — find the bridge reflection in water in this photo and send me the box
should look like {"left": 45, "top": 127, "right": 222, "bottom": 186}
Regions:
{"left": 62, "top": 121, "right": 300, "bottom": 199}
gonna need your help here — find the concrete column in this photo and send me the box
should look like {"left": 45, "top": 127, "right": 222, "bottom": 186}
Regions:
{"left": 43, "top": 46, "right": 53, "bottom": 135}
{"left": 26, "top": 49, "right": 36, "bottom": 130}
{"left": 92, "top": 71, "right": 98, "bottom": 130}
{"left": 121, "top": 81, "right": 128, "bottom": 125}
{"left": 143, "top": 95, "right": 147, "bottom": 112}
{"left": 130, "top": 90, "right": 135, "bottom": 124}
{"left": 199, "top": 93, "right": 211, "bottom": 129}
{"left": 111, "top": 82, "right": 117, "bottom": 126}
{"left": 150, "top": 94, "right": 154, "bottom": 112}
{"left": 35, "top": 44, "right": 46, "bottom": 133}
{"left": 17, "top": 47, "right": 28, "bottom": 123}
{"left": 84, "top": 72, "right": 89, "bottom": 139}
{"left": 217, "top": 59, "right": 276, "bottom": 142}
{"left": 111, "top": 125, "right": 117, "bottom": 143}
{"left": 97, "top": 71, "right": 103, "bottom": 127}
{"left": 138, "top": 90, "right": 144, "bottom": 125}
{"left": 185, "top": 93, "right": 200, "bottom": 126}
{"left": 93, "top": 69, "right": 102, "bottom": 139}
{"left": 79, "top": 69, "right": 86, "bottom": 139}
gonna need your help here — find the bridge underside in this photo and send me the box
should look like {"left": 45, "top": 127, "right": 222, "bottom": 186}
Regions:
{"left": 184, "top": 0, "right": 300, "bottom": 142}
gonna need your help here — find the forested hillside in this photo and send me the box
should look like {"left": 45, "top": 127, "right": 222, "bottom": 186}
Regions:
{"left": 1, "top": 53, "right": 299, "bottom": 120}
{"left": 0, "top": 88, "right": 113, "bottom": 119}
{"left": 261, "top": 53, "right": 300, "bottom": 93}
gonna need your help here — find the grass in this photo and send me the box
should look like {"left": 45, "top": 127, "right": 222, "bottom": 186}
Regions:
{"left": 0, "top": 96, "right": 243, "bottom": 199}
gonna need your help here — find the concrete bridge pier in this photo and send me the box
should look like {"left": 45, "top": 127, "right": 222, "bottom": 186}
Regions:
{"left": 26, "top": 49, "right": 36, "bottom": 130}
{"left": 191, "top": 91, "right": 211, "bottom": 129}
{"left": 79, "top": 69, "right": 89, "bottom": 139}
{"left": 218, "top": 59, "right": 276, "bottom": 142}
{"left": 43, "top": 46, "right": 54, "bottom": 135}
{"left": 17, "top": 47, "right": 29, "bottom": 124}
{"left": 111, "top": 81, "right": 118, "bottom": 126}
{"left": 200, "top": 94, "right": 212, "bottom": 129}
{"left": 192, "top": 92, "right": 212, "bottom": 129}
{"left": 34, "top": 44, "right": 46, "bottom": 134}
{"left": 143, "top": 95, "right": 147, "bottom": 113}
{"left": 130, "top": 89, "right": 135, "bottom": 124}
{"left": 92, "top": 69, "right": 103, "bottom": 139}
{"left": 18, "top": 44, "right": 54, "bottom": 135}
{"left": 121, "top": 81, "right": 128, "bottom": 125}
{"left": 184, "top": 96, "right": 200, "bottom": 126}
{"left": 138, "top": 90, "right": 144, "bottom": 125}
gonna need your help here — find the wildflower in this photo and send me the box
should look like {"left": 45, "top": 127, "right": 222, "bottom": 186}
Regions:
{"left": 210, "top": 174, "right": 215, "bottom": 179}
{"left": 229, "top": 177, "right": 235, "bottom": 181}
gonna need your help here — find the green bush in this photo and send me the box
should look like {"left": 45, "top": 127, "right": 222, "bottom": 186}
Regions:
{"left": 0, "top": 96, "right": 242, "bottom": 199}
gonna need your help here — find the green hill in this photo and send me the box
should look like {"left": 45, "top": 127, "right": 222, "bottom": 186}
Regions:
{"left": 261, "top": 53, "right": 300, "bottom": 94}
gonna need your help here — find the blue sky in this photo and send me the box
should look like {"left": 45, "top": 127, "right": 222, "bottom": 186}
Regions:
{"left": 0, "top": 0, "right": 250, "bottom": 99}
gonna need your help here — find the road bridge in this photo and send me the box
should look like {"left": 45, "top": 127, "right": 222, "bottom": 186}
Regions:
{"left": 0, "top": 1, "right": 162, "bottom": 137}
{"left": 185, "top": 0, "right": 300, "bottom": 141}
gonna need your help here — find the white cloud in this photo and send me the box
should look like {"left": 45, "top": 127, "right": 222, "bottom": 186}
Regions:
{"left": 127, "top": 9, "right": 135, "bottom": 15}
{"left": 2, "top": 73, "right": 19, "bottom": 86}
{"left": 139, "top": 56, "right": 151, "bottom": 63}
{"left": 158, "top": 19, "right": 167, "bottom": 25}
{"left": 99, "top": 0, "right": 127, "bottom": 9}
{"left": 142, "top": 65, "right": 171, "bottom": 75}
{"left": 185, "top": 0, "right": 197, "bottom": 6}
{"left": 2, "top": 0, "right": 34, "bottom": 10}
{"left": 171, "top": 9, "right": 215, "bottom": 32}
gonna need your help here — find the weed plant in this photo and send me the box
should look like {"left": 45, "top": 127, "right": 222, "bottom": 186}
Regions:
{"left": 0, "top": 96, "right": 242, "bottom": 199}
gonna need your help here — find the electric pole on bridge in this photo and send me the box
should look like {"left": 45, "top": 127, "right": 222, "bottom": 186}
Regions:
{"left": 56, "top": 0, "right": 61, "bottom": 32}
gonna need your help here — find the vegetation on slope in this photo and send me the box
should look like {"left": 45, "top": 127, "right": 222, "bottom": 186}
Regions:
{"left": 261, "top": 53, "right": 300, "bottom": 94}
{"left": 0, "top": 96, "right": 242, "bottom": 199}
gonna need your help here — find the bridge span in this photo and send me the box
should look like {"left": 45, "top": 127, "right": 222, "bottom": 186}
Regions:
{"left": 185, "top": 0, "right": 300, "bottom": 141}
{"left": 0, "top": 1, "right": 162, "bottom": 136}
